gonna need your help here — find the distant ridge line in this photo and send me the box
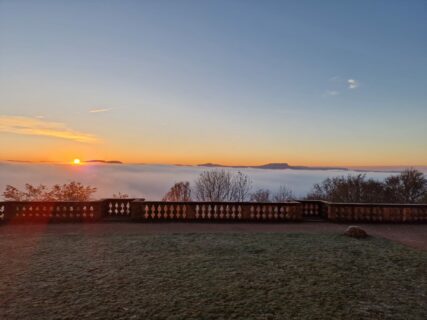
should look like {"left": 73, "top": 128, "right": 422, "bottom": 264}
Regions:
{"left": 197, "top": 162, "right": 349, "bottom": 171}
{"left": 85, "top": 160, "right": 123, "bottom": 164}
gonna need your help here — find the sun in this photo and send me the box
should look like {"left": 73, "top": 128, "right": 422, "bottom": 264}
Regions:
{"left": 73, "top": 158, "right": 81, "bottom": 165}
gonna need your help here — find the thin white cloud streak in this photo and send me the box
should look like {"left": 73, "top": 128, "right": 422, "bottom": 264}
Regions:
{"left": 89, "top": 108, "right": 112, "bottom": 113}
{"left": 324, "top": 90, "right": 340, "bottom": 96}
{"left": 0, "top": 115, "right": 98, "bottom": 143}
{"left": 347, "top": 79, "right": 359, "bottom": 89}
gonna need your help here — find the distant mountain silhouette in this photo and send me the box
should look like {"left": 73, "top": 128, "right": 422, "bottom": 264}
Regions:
{"left": 85, "top": 160, "right": 123, "bottom": 164}
{"left": 198, "top": 162, "right": 348, "bottom": 171}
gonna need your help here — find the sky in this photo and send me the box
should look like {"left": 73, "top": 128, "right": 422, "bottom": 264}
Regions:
{"left": 0, "top": 0, "right": 426, "bottom": 166}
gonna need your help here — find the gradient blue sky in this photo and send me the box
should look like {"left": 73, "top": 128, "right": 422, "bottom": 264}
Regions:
{"left": 0, "top": 0, "right": 426, "bottom": 165}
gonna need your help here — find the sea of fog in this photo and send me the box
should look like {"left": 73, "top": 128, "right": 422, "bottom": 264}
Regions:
{"left": 2, "top": 162, "right": 424, "bottom": 200}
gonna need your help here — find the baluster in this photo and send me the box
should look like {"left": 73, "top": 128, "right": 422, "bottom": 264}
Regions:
{"left": 207, "top": 205, "right": 212, "bottom": 219}
{"left": 267, "top": 206, "right": 273, "bottom": 219}
{"left": 261, "top": 206, "right": 266, "bottom": 219}
{"left": 219, "top": 205, "right": 224, "bottom": 219}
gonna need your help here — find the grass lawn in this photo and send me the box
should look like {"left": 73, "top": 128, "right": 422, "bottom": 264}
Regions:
{"left": 0, "top": 232, "right": 426, "bottom": 319}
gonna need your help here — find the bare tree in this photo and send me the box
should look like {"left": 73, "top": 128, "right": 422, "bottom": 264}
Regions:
{"left": 47, "top": 182, "right": 97, "bottom": 201}
{"left": 3, "top": 182, "right": 97, "bottom": 201}
{"left": 230, "top": 171, "right": 252, "bottom": 202}
{"left": 250, "top": 189, "right": 271, "bottom": 202}
{"left": 305, "top": 169, "right": 427, "bottom": 204}
{"left": 273, "top": 186, "right": 294, "bottom": 202}
{"left": 195, "top": 170, "right": 252, "bottom": 202}
{"left": 305, "top": 174, "right": 385, "bottom": 203}
{"left": 384, "top": 169, "right": 427, "bottom": 203}
{"left": 3, "top": 184, "right": 45, "bottom": 201}
{"left": 163, "top": 181, "right": 192, "bottom": 201}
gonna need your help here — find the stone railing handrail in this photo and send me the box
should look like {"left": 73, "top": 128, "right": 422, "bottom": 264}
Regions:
{"left": 326, "top": 202, "right": 427, "bottom": 207}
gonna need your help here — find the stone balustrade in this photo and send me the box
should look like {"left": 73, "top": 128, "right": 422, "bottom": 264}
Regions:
{"left": 103, "top": 198, "right": 135, "bottom": 217}
{"left": 327, "top": 203, "right": 427, "bottom": 223}
{"left": 0, "top": 201, "right": 103, "bottom": 222}
{"left": 299, "top": 200, "right": 328, "bottom": 218}
{"left": 0, "top": 199, "right": 426, "bottom": 223}
{"left": 131, "top": 201, "right": 302, "bottom": 222}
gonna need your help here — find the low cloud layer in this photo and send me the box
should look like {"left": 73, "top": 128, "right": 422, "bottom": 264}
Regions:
{"left": 0, "top": 163, "right": 396, "bottom": 200}
{"left": 0, "top": 115, "right": 97, "bottom": 143}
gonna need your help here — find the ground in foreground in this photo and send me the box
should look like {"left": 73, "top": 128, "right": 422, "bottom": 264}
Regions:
{"left": 0, "top": 227, "right": 426, "bottom": 319}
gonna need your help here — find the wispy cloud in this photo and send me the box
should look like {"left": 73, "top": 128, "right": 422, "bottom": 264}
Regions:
{"left": 324, "top": 90, "right": 340, "bottom": 96}
{"left": 347, "top": 79, "right": 359, "bottom": 89}
{"left": 89, "top": 108, "right": 111, "bottom": 113}
{"left": 0, "top": 115, "right": 98, "bottom": 143}
{"left": 329, "top": 76, "right": 341, "bottom": 82}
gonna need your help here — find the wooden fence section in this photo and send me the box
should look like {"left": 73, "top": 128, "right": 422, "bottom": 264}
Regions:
{"left": 0, "top": 200, "right": 426, "bottom": 223}
{"left": 327, "top": 203, "right": 427, "bottom": 223}
{"left": 131, "top": 201, "right": 303, "bottom": 222}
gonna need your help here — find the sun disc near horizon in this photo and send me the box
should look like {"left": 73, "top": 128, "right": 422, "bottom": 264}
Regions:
{"left": 73, "top": 158, "right": 81, "bottom": 165}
